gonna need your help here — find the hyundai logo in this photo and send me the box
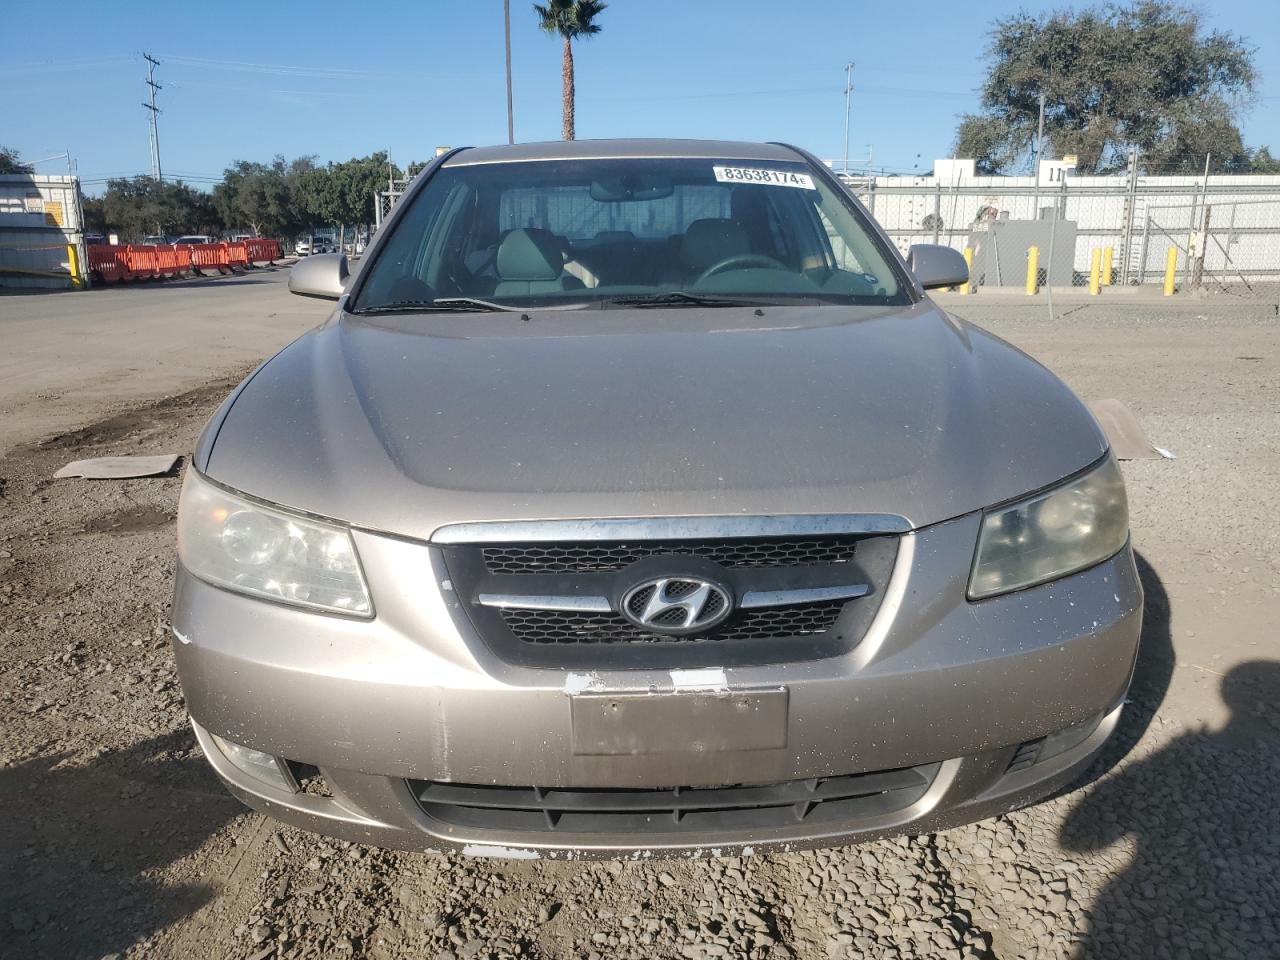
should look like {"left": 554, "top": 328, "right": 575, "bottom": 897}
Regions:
{"left": 620, "top": 576, "right": 733, "bottom": 635}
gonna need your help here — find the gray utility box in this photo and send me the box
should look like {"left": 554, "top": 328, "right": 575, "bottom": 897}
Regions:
{"left": 967, "top": 219, "right": 1077, "bottom": 287}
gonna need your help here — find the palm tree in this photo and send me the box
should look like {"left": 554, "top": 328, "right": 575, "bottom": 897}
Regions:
{"left": 533, "top": 0, "right": 606, "bottom": 140}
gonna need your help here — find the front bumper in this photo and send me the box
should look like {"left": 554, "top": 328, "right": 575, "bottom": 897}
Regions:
{"left": 172, "top": 513, "right": 1143, "bottom": 858}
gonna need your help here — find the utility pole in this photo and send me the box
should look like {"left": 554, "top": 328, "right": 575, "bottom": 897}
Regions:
{"left": 1120, "top": 146, "right": 1139, "bottom": 285}
{"left": 504, "top": 0, "right": 515, "bottom": 144}
{"left": 142, "top": 53, "right": 162, "bottom": 182}
{"left": 1033, "top": 91, "right": 1046, "bottom": 174}
{"left": 1030, "top": 90, "right": 1046, "bottom": 218}
{"left": 842, "top": 62, "right": 855, "bottom": 176}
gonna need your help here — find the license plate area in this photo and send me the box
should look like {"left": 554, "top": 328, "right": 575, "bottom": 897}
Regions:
{"left": 571, "top": 688, "right": 788, "bottom": 756}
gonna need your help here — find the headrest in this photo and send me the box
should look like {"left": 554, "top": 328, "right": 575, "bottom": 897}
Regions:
{"left": 681, "top": 218, "right": 749, "bottom": 272}
{"left": 496, "top": 228, "right": 564, "bottom": 281}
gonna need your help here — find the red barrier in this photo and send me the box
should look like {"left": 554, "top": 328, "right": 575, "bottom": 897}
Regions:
{"left": 243, "top": 238, "right": 281, "bottom": 263}
{"left": 122, "top": 245, "right": 158, "bottom": 280}
{"left": 149, "top": 244, "right": 189, "bottom": 277}
{"left": 226, "top": 241, "right": 249, "bottom": 269}
{"left": 87, "top": 245, "right": 127, "bottom": 283}
{"left": 184, "top": 242, "right": 231, "bottom": 275}
{"left": 87, "top": 240, "right": 281, "bottom": 282}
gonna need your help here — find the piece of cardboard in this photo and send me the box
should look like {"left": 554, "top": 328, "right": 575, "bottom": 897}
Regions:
{"left": 1088, "top": 399, "right": 1172, "bottom": 460}
{"left": 53, "top": 455, "right": 180, "bottom": 479}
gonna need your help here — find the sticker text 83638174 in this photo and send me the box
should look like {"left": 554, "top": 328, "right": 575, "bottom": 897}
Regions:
{"left": 712, "top": 166, "right": 816, "bottom": 189}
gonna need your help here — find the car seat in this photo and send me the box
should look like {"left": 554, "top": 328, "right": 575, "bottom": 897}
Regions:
{"left": 493, "top": 228, "right": 586, "bottom": 297}
{"left": 677, "top": 218, "right": 751, "bottom": 280}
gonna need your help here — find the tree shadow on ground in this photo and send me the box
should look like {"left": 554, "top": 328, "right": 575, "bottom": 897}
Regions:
{"left": 0, "top": 729, "right": 245, "bottom": 958}
{"left": 1059, "top": 555, "right": 1280, "bottom": 957}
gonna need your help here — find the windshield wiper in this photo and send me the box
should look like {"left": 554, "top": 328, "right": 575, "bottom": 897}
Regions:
{"left": 596, "top": 291, "right": 792, "bottom": 309}
{"left": 431, "top": 297, "right": 528, "bottom": 312}
{"left": 352, "top": 297, "right": 526, "bottom": 315}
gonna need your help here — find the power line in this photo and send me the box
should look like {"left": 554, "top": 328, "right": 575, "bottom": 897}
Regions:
{"left": 142, "top": 53, "right": 162, "bottom": 182}
{"left": 158, "top": 53, "right": 391, "bottom": 81}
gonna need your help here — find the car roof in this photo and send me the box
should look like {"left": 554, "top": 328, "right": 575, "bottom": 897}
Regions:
{"left": 442, "top": 138, "right": 806, "bottom": 167}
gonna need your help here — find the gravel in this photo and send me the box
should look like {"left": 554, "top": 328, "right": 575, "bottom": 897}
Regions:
{"left": 1, "top": 299, "right": 1277, "bottom": 959}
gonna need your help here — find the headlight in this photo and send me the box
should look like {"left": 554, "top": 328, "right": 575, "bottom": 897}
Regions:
{"left": 177, "top": 470, "right": 372, "bottom": 616}
{"left": 968, "top": 456, "right": 1129, "bottom": 600}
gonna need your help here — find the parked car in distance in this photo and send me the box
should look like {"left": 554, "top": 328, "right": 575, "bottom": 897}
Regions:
{"left": 142, "top": 234, "right": 171, "bottom": 245}
{"left": 174, "top": 235, "right": 215, "bottom": 246}
{"left": 296, "top": 236, "right": 334, "bottom": 256}
{"left": 174, "top": 139, "right": 1142, "bottom": 859}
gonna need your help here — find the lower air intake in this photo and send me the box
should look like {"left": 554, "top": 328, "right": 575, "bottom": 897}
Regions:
{"left": 410, "top": 764, "right": 939, "bottom": 836}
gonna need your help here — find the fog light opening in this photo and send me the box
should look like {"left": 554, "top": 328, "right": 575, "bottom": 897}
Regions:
{"left": 284, "top": 760, "right": 333, "bottom": 798}
{"left": 209, "top": 733, "right": 295, "bottom": 793}
{"left": 1004, "top": 712, "right": 1105, "bottom": 775}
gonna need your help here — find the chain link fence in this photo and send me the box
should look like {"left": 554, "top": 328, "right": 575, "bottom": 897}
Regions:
{"left": 374, "top": 181, "right": 410, "bottom": 230}
{"left": 842, "top": 174, "right": 1280, "bottom": 303}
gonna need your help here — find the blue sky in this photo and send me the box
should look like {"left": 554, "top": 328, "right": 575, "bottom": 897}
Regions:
{"left": 6, "top": 0, "right": 1278, "bottom": 193}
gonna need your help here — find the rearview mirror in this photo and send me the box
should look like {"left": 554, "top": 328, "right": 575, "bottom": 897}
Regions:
{"left": 589, "top": 175, "right": 674, "bottom": 202}
{"left": 907, "top": 244, "right": 969, "bottom": 290}
{"left": 289, "top": 253, "right": 350, "bottom": 300}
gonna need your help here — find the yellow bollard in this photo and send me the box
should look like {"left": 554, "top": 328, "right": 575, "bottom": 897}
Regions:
{"left": 960, "top": 246, "right": 973, "bottom": 295}
{"left": 1102, "top": 246, "right": 1114, "bottom": 285}
{"left": 66, "top": 243, "right": 83, "bottom": 289}
{"left": 1025, "top": 246, "right": 1040, "bottom": 295}
{"left": 1163, "top": 246, "right": 1178, "bottom": 296}
{"left": 1089, "top": 248, "right": 1102, "bottom": 295}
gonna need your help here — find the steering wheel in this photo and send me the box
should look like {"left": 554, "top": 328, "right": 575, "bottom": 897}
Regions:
{"left": 695, "top": 253, "right": 790, "bottom": 284}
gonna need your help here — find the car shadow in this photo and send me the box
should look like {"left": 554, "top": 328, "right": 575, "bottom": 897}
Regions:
{"left": 1058, "top": 556, "right": 1280, "bottom": 956}
{"left": 0, "top": 729, "right": 245, "bottom": 958}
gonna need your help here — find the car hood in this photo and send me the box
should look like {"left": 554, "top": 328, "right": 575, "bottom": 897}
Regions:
{"left": 202, "top": 301, "right": 1106, "bottom": 540}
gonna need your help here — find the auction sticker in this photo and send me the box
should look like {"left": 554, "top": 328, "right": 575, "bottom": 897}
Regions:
{"left": 713, "top": 165, "right": 815, "bottom": 189}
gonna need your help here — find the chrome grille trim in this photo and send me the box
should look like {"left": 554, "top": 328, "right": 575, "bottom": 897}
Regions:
{"left": 432, "top": 513, "right": 911, "bottom": 544}
{"left": 739, "top": 583, "right": 870, "bottom": 609}
{"left": 476, "top": 593, "right": 613, "bottom": 612}
{"left": 476, "top": 583, "right": 871, "bottom": 613}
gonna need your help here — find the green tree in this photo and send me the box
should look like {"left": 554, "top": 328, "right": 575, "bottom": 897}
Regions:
{"left": 81, "top": 195, "right": 107, "bottom": 234}
{"left": 1, "top": 145, "right": 33, "bottom": 174}
{"left": 213, "top": 156, "right": 318, "bottom": 239}
{"left": 97, "top": 177, "right": 223, "bottom": 240}
{"left": 1241, "top": 146, "right": 1280, "bottom": 174}
{"left": 298, "top": 152, "right": 396, "bottom": 246}
{"left": 955, "top": 1, "right": 1267, "bottom": 174}
{"left": 533, "top": 0, "right": 606, "bottom": 140}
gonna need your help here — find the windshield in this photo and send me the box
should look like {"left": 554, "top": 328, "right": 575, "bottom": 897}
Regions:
{"left": 351, "top": 156, "right": 908, "bottom": 312}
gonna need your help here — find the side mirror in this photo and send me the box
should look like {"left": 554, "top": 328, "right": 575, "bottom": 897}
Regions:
{"left": 907, "top": 244, "right": 969, "bottom": 290}
{"left": 289, "top": 253, "right": 350, "bottom": 300}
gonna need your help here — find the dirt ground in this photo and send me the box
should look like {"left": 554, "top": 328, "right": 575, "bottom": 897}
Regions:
{"left": 1, "top": 279, "right": 1277, "bottom": 960}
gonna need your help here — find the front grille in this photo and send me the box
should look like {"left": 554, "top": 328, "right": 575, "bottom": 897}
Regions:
{"left": 410, "top": 764, "right": 938, "bottom": 836}
{"left": 441, "top": 531, "right": 898, "bottom": 668}
{"left": 482, "top": 536, "right": 862, "bottom": 574}
{"left": 503, "top": 601, "right": 845, "bottom": 645}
